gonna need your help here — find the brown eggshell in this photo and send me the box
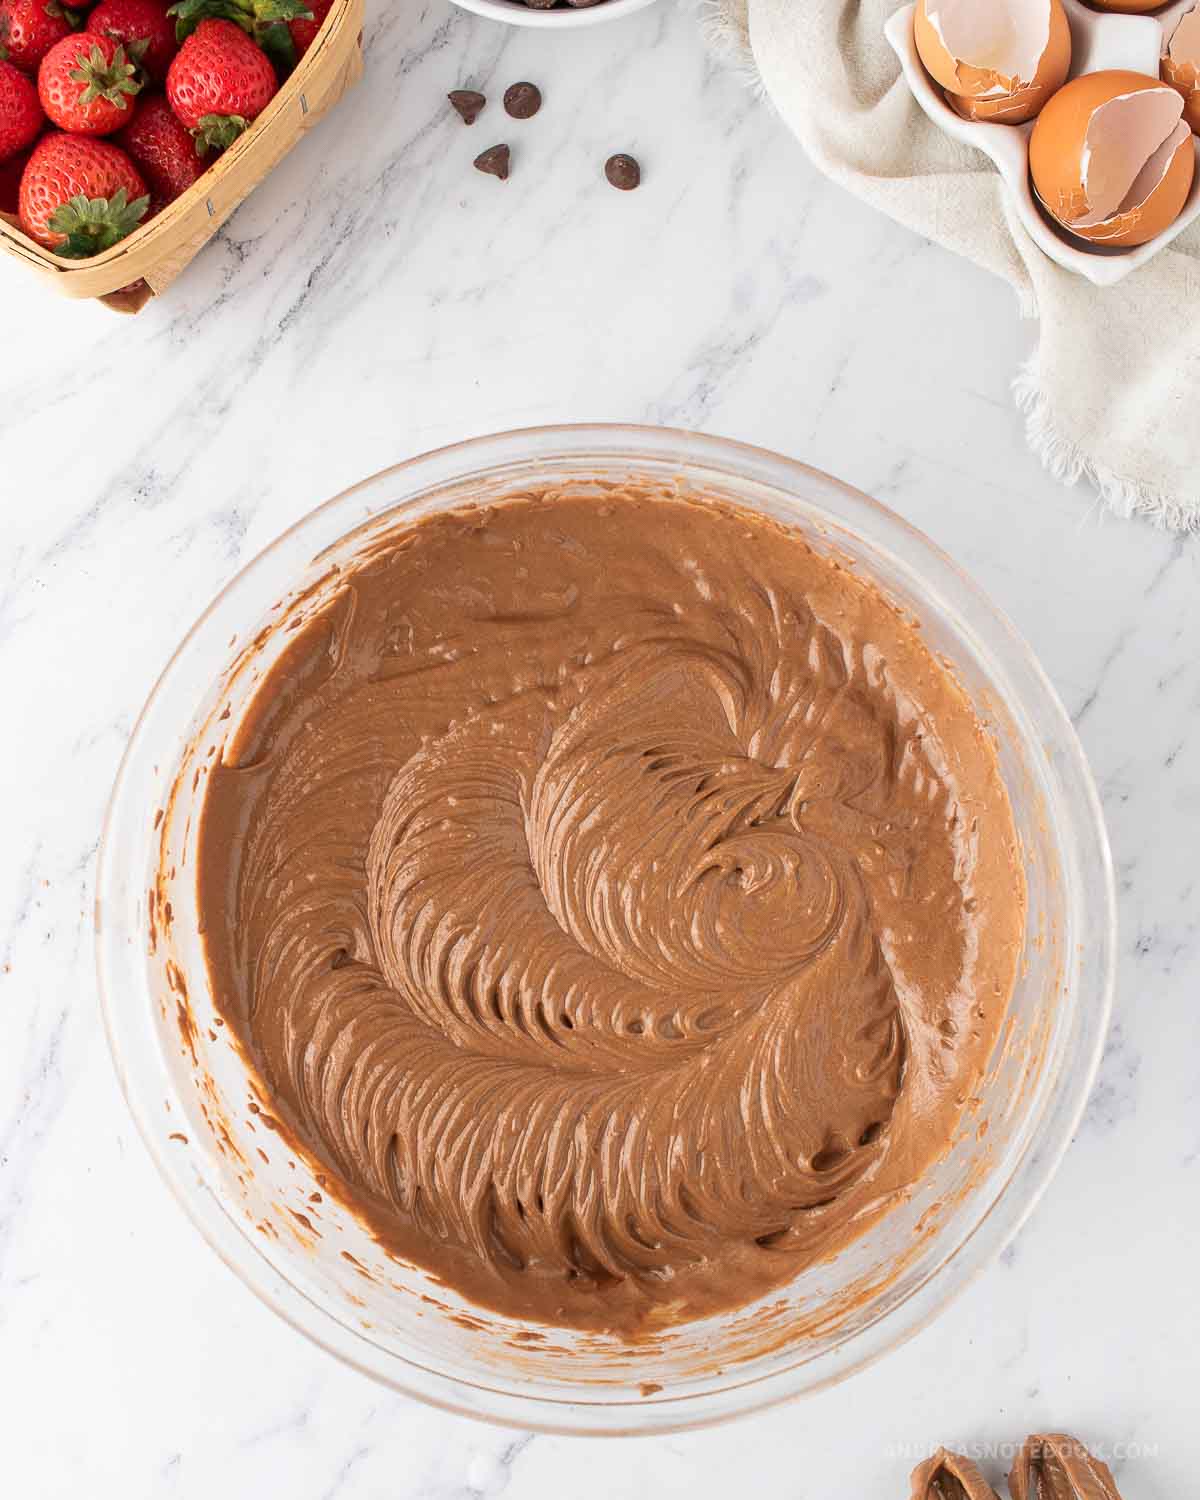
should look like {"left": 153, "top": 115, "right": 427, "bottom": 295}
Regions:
{"left": 1087, "top": 0, "right": 1164, "bottom": 11}
{"left": 947, "top": 74, "right": 1057, "bottom": 125}
{"left": 1076, "top": 133, "right": 1195, "bottom": 245}
{"left": 915, "top": 0, "right": 1070, "bottom": 119}
{"left": 1162, "top": 6, "right": 1200, "bottom": 136}
{"left": 1030, "top": 70, "right": 1196, "bottom": 248}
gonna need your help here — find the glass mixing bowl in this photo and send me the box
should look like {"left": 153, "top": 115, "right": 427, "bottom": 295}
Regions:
{"left": 97, "top": 425, "right": 1115, "bottom": 1435}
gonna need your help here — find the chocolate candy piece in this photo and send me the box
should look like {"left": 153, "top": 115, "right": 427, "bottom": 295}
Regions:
{"left": 1010, "top": 1435, "right": 1124, "bottom": 1500}
{"left": 504, "top": 82, "right": 541, "bottom": 119}
{"left": 448, "top": 90, "right": 486, "bottom": 125}
{"left": 910, "top": 1449, "right": 1000, "bottom": 1500}
{"left": 605, "top": 152, "right": 641, "bottom": 191}
{"left": 474, "top": 144, "right": 511, "bottom": 181}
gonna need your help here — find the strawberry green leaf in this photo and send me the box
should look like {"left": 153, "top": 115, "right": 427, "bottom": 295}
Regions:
{"left": 166, "top": 0, "right": 224, "bottom": 42}
{"left": 193, "top": 111, "right": 249, "bottom": 154}
{"left": 256, "top": 16, "right": 295, "bottom": 73}
{"left": 168, "top": 0, "right": 310, "bottom": 43}
{"left": 68, "top": 42, "right": 141, "bottom": 108}
{"left": 253, "top": 0, "right": 313, "bottom": 21}
{"left": 48, "top": 187, "right": 149, "bottom": 258}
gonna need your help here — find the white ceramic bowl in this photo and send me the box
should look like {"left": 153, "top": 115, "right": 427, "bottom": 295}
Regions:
{"left": 887, "top": 0, "right": 1200, "bottom": 286}
{"left": 451, "top": 0, "right": 661, "bottom": 28}
{"left": 98, "top": 426, "right": 1115, "bottom": 1435}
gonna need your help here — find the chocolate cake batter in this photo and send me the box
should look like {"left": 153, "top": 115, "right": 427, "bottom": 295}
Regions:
{"left": 197, "top": 486, "right": 1025, "bottom": 1332}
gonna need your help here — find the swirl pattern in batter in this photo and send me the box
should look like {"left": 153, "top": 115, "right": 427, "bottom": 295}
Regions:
{"left": 197, "top": 486, "right": 1024, "bottom": 1332}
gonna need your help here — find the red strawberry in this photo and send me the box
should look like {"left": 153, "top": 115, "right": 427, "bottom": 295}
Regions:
{"left": 87, "top": 0, "right": 174, "bottom": 83}
{"left": 0, "top": 55, "right": 42, "bottom": 157}
{"left": 18, "top": 128, "right": 147, "bottom": 250}
{"left": 116, "top": 88, "right": 198, "bottom": 205}
{"left": 0, "top": 141, "right": 32, "bottom": 207}
{"left": 287, "top": 0, "right": 327, "bottom": 59}
{"left": 165, "top": 18, "right": 274, "bottom": 153}
{"left": 168, "top": 0, "right": 313, "bottom": 74}
{"left": 0, "top": 0, "right": 75, "bottom": 74}
{"left": 39, "top": 32, "right": 141, "bottom": 133}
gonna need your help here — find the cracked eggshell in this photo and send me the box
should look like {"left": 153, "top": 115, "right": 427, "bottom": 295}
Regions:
{"left": 1029, "top": 70, "right": 1195, "bottom": 247}
{"left": 914, "top": 0, "right": 1071, "bottom": 125}
{"left": 1162, "top": 5, "right": 1200, "bottom": 136}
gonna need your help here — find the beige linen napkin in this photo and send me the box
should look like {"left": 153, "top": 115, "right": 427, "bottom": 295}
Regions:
{"left": 705, "top": 0, "right": 1200, "bottom": 530}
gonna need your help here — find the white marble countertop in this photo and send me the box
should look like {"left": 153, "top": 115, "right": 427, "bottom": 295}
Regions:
{"left": 2, "top": 2, "right": 1198, "bottom": 1495}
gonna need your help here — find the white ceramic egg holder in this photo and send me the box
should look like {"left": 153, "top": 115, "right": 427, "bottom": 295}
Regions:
{"left": 886, "top": 0, "right": 1200, "bottom": 285}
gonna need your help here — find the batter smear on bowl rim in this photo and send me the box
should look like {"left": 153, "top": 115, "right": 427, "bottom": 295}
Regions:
{"left": 196, "top": 485, "right": 1025, "bottom": 1334}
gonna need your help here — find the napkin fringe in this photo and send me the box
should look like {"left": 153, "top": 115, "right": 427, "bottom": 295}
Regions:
{"left": 697, "top": 0, "right": 757, "bottom": 79}
{"left": 1014, "top": 359, "right": 1197, "bottom": 532}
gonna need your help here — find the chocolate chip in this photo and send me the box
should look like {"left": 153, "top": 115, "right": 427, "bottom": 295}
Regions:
{"left": 474, "top": 144, "right": 511, "bottom": 181}
{"left": 605, "top": 153, "right": 641, "bottom": 191}
{"left": 504, "top": 82, "right": 541, "bottom": 120}
{"left": 448, "top": 90, "right": 486, "bottom": 125}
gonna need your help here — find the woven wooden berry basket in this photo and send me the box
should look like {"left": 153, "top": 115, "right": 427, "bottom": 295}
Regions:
{"left": 0, "top": 0, "right": 362, "bottom": 313}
